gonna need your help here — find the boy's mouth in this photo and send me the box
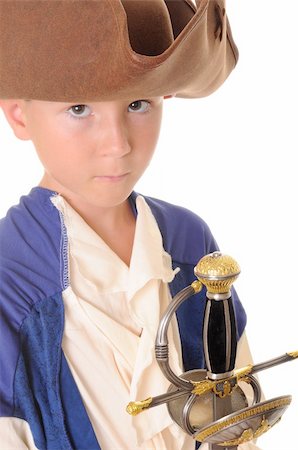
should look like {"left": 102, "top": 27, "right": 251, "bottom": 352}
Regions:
{"left": 94, "top": 173, "right": 129, "bottom": 182}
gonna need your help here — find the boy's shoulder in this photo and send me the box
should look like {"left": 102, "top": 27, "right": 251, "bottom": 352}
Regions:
{"left": 143, "top": 194, "right": 209, "bottom": 224}
{"left": 140, "top": 193, "right": 218, "bottom": 265}
{"left": 0, "top": 187, "right": 61, "bottom": 256}
{"left": 0, "top": 188, "right": 64, "bottom": 307}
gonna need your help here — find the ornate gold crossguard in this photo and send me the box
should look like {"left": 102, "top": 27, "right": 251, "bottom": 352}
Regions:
{"left": 127, "top": 252, "right": 297, "bottom": 448}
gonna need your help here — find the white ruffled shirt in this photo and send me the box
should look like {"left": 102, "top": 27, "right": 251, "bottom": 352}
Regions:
{"left": 55, "top": 194, "right": 193, "bottom": 450}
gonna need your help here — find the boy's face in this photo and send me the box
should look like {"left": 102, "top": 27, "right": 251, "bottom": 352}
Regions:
{"left": 4, "top": 97, "right": 163, "bottom": 210}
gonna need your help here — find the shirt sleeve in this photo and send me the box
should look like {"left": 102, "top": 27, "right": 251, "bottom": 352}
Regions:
{"left": 235, "top": 331, "right": 265, "bottom": 402}
{"left": 0, "top": 417, "right": 38, "bottom": 450}
{"left": 235, "top": 331, "right": 254, "bottom": 368}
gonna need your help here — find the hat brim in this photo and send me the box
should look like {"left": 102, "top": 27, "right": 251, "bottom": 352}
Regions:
{"left": 0, "top": 0, "right": 238, "bottom": 101}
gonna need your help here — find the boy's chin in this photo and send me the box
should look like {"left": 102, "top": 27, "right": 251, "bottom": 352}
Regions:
{"left": 78, "top": 187, "right": 134, "bottom": 211}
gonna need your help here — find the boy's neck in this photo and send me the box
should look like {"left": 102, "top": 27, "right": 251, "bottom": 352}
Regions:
{"left": 68, "top": 198, "right": 136, "bottom": 268}
{"left": 38, "top": 176, "right": 136, "bottom": 267}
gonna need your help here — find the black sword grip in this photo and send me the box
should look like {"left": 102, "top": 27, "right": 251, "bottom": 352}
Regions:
{"left": 203, "top": 296, "right": 237, "bottom": 375}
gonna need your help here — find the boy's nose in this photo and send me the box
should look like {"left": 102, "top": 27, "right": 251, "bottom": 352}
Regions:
{"left": 97, "top": 117, "right": 131, "bottom": 158}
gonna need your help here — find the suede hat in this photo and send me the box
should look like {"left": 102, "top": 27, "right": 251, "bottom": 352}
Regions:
{"left": 0, "top": 0, "right": 238, "bottom": 102}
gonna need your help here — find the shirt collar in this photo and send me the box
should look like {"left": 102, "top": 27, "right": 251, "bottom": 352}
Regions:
{"left": 51, "top": 194, "right": 178, "bottom": 298}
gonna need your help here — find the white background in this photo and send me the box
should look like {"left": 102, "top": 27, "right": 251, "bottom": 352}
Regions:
{"left": 0, "top": 1, "right": 297, "bottom": 449}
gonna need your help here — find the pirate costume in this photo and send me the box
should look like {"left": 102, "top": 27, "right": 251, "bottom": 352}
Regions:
{"left": 0, "top": 2, "right": 256, "bottom": 449}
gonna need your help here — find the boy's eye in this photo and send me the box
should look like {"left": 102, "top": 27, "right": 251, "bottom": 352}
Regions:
{"left": 128, "top": 100, "right": 150, "bottom": 113}
{"left": 67, "top": 104, "right": 92, "bottom": 119}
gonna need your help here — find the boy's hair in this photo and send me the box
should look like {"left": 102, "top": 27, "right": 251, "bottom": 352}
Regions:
{"left": 0, "top": 0, "right": 238, "bottom": 102}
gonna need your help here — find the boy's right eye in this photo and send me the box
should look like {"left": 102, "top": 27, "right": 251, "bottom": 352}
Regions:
{"left": 128, "top": 100, "right": 150, "bottom": 113}
{"left": 67, "top": 104, "right": 92, "bottom": 119}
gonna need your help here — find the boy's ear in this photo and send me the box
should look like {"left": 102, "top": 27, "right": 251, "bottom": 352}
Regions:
{"left": 0, "top": 100, "right": 31, "bottom": 141}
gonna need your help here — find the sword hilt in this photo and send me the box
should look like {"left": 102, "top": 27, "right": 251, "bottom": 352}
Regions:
{"left": 194, "top": 251, "right": 240, "bottom": 379}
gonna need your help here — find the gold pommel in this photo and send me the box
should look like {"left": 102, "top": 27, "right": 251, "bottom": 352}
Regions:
{"left": 194, "top": 251, "right": 240, "bottom": 294}
{"left": 126, "top": 397, "right": 153, "bottom": 416}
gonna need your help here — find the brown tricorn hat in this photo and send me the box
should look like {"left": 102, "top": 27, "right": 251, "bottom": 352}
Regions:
{"left": 0, "top": 0, "right": 238, "bottom": 102}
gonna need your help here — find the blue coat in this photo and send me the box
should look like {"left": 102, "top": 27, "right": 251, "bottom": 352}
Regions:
{"left": 0, "top": 188, "right": 246, "bottom": 449}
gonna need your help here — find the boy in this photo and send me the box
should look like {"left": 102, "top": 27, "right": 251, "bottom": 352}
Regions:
{"left": 0, "top": 1, "right": 257, "bottom": 449}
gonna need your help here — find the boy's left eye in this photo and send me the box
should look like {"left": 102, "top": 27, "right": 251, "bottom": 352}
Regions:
{"left": 67, "top": 104, "right": 92, "bottom": 119}
{"left": 128, "top": 100, "right": 150, "bottom": 113}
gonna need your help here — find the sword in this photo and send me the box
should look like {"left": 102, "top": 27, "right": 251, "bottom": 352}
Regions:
{"left": 126, "top": 252, "right": 297, "bottom": 448}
